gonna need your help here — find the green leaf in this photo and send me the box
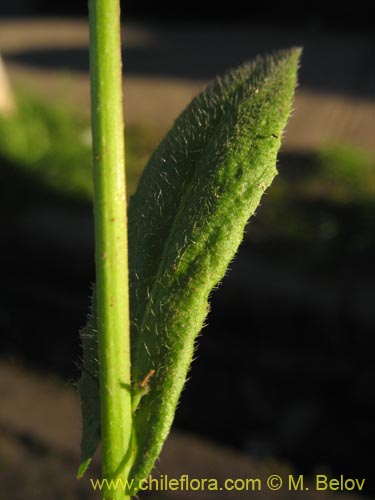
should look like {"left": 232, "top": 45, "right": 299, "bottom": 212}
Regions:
{"left": 128, "top": 48, "right": 301, "bottom": 490}
{"left": 77, "top": 296, "right": 100, "bottom": 478}
{"left": 77, "top": 48, "right": 301, "bottom": 490}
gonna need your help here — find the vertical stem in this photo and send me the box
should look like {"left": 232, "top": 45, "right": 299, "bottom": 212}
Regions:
{"left": 89, "top": 1, "right": 132, "bottom": 499}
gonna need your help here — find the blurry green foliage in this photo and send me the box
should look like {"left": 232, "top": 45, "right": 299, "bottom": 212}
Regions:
{"left": 251, "top": 144, "right": 375, "bottom": 270}
{"left": 0, "top": 92, "right": 159, "bottom": 200}
{"left": 0, "top": 93, "right": 373, "bottom": 275}
{"left": 316, "top": 144, "right": 374, "bottom": 200}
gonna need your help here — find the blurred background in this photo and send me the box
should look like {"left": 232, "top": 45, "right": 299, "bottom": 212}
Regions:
{"left": 0, "top": 3, "right": 374, "bottom": 500}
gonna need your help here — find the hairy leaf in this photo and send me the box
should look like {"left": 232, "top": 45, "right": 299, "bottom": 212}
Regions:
{"left": 128, "top": 47, "right": 300, "bottom": 490}
{"left": 77, "top": 296, "right": 99, "bottom": 478}
{"left": 78, "top": 48, "right": 301, "bottom": 491}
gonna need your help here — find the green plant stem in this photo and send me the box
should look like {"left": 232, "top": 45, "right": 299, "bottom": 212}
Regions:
{"left": 89, "top": 1, "right": 132, "bottom": 498}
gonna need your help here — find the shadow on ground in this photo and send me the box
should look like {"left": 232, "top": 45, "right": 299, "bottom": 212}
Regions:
{"left": 3, "top": 24, "right": 375, "bottom": 99}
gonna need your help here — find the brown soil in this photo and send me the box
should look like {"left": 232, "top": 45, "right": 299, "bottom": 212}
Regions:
{"left": 0, "top": 361, "right": 368, "bottom": 500}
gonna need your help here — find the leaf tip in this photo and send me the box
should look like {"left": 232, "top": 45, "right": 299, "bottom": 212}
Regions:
{"left": 76, "top": 457, "right": 92, "bottom": 479}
